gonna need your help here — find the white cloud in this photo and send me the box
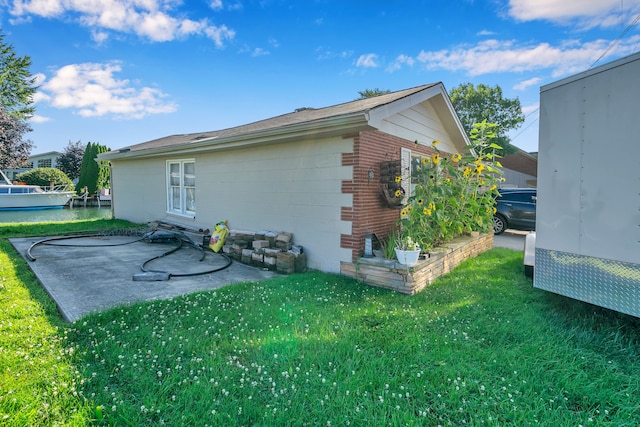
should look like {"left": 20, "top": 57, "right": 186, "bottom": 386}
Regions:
{"left": 239, "top": 39, "right": 277, "bottom": 57}
{"left": 32, "top": 90, "right": 50, "bottom": 103}
{"left": 226, "top": 2, "right": 243, "bottom": 11}
{"left": 508, "top": 0, "right": 640, "bottom": 29}
{"left": 8, "top": 0, "right": 236, "bottom": 46}
{"left": 32, "top": 72, "right": 47, "bottom": 86}
{"left": 356, "top": 53, "right": 379, "bottom": 68}
{"left": 386, "top": 54, "right": 415, "bottom": 72}
{"left": 251, "top": 48, "right": 269, "bottom": 57}
{"left": 509, "top": 0, "right": 617, "bottom": 20}
{"left": 477, "top": 29, "right": 496, "bottom": 36}
{"left": 415, "top": 35, "right": 640, "bottom": 77}
{"left": 204, "top": 24, "right": 235, "bottom": 46}
{"left": 91, "top": 29, "right": 110, "bottom": 45}
{"left": 209, "top": 0, "right": 223, "bottom": 10}
{"left": 315, "top": 47, "right": 353, "bottom": 61}
{"left": 38, "top": 62, "right": 177, "bottom": 119}
{"left": 513, "top": 77, "right": 542, "bottom": 91}
{"left": 29, "top": 114, "right": 51, "bottom": 123}
{"left": 10, "top": 0, "right": 65, "bottom": 17}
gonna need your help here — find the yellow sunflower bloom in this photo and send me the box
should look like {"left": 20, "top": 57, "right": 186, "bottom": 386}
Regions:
{"left": 451, "top": 153, "right": 462, "bottom": 163}
{"left": 395, "top": 189, "right": 402, "bottom": 198}
{"left": 431, "top": 140, "right": 440, "bottom": 147}
{"left": 432, "top": 154, "right": 440, "bottom": 164}
{"left": 475, "top": 164, "right": 485, "bottom": 174}
{"left": 395, "top": 175, "right": 402, "bottom": 183}
{"left": 417, "top": 199, "right": 424, "bottom": 205}
{"left": 424, "top": 207, "right": 432, "bottom": 215}
{"left": 400, "top": 209, "right": 407, "bottom": 216}
{"left": 463, "top": 167, "right": 471, "bottom": 177}
{"left": 422, "top": 157, "right": 430, "bottom": 165}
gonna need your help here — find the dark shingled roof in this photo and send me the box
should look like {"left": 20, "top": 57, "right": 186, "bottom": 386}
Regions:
{"left": 114, "top": 83, "right": 439, "bottom": 154}
{"left": 501, "top": 150, "right": 538, "bottom": 177}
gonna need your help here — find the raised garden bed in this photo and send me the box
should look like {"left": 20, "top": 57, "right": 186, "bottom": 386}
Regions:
{"left": 341, "top": 232, "right": 493, "bottom": 294}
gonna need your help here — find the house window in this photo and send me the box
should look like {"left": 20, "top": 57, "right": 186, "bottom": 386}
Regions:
{"left": 38, "top": 159, "right": 52, "bottom": 168}
{"left": 410, "top": 156, "right": 424, "bottom": 182}
{"left": 403, "top": 150, "right": 434, "bottom": 199}
{"left": 167, "top": 160, "right": 195, "bottom": 216}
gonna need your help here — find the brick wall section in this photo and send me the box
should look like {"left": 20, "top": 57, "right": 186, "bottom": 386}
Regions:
{"left": 341, "top": 130, "right": 436, "bottom": 262}
{"left": 341, "top": 232, "right": 494, "bottom": 294}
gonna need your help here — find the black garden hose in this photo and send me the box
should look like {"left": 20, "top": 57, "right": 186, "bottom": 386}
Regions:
{"left": 26, "top": 232, "right": 147, "bottom": 262}
{"left": 26, "top": 229, "right": 232, "bottom": 279}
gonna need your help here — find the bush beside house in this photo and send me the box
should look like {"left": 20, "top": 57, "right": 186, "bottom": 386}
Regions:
{"left": 16, "top": 167, "right": 74, "bottom": 192}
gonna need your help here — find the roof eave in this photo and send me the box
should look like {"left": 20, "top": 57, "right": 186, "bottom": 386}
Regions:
{"left": 366, "top": 82, "right": 471, "bottom": 153}
{"left": 99, "top": 113, "right": 371, "bottom": 161}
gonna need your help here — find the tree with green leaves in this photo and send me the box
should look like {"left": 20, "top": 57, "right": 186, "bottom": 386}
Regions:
{"left": 357, "top": 88, "right": 391, "bottom": 99}
{"left": 0, "top": 30, "right": 38, "bottom": 119}
{"left": 0, "top": 104, "right": 33, "bottom": 170}
{"left": 57, "top": 140, "right": 85, "bottom": 181}
{"left": 0, "top": 30, "right": 37, "bottom": 170}
{"left": 76, "top": 142, "right": 111, "bottom": 194}
{"left": 448, "top": 83, "right": 525, "bottom": 155}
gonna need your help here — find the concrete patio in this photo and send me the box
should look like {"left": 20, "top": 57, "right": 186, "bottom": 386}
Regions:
{"left": 11, "top": 234, "right": 277, "bottom": 323}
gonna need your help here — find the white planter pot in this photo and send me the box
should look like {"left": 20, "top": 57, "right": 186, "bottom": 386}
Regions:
{"left": 395, "top": 248, "right": 421, "bottom": 266}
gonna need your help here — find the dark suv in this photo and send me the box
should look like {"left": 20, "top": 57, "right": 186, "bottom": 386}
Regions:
{"left": 492, "top": 188, "right": 537, "bottom": 235}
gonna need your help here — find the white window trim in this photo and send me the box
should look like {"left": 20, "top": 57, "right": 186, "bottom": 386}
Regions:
{"left": 400, "top": 147, "right": 411, "bottom": 204}
{"left": 166, "top": 159, "right": 195, "bottom": 218}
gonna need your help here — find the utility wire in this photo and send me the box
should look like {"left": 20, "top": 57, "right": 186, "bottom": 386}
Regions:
{"left": 589, "top": 13, "right": 640, "bottom": 69}
{"left": 510, "top": 12, "right": 640, "bottom": 146}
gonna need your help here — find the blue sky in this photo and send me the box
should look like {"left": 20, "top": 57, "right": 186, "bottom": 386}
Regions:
{"left": 2, "top": 0, "right": 640, "bottom": 155}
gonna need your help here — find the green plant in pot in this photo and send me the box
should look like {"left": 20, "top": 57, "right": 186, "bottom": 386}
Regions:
{"left": 394, "top": 228, "right": 422, "bottom": 266}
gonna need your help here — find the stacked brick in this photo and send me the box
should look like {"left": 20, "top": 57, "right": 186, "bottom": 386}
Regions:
{"left": 222, "top": 229, "right": 307, "bottom": 274}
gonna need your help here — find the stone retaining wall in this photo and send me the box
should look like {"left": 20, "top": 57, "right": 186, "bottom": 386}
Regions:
{"left": 340, "top": 232, "right": 493, "bottom": 294}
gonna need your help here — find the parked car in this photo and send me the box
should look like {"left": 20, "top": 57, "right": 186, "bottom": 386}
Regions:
{"left": 492, "top": 188, "right": 537, "bottom": 235}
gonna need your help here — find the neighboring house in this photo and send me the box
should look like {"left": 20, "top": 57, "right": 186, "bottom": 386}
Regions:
{"left": 4, "top": 151, "right": 62, "bottom": 181}
{"left": 99, "top": 83, "right": 471, "bottom": 273}
{"left": 500, "top": 149, "right": 537, "bottom": 188}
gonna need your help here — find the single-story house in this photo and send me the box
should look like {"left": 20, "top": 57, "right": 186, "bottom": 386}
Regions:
{"left": 99, "top": 83, "right": 471, "bottom": 273}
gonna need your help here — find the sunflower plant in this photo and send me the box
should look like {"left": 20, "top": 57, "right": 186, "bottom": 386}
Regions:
{"left": 396, "top": 121, "right": 503, "bottom": 252}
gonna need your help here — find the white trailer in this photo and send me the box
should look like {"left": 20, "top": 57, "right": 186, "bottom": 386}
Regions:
{"left": 534, "top": 51, "right": 640, "bottom": 317}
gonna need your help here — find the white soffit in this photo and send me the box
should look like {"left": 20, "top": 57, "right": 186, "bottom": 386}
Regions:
{"left": 365, "top": 84, "right": 445, "bottom": 128}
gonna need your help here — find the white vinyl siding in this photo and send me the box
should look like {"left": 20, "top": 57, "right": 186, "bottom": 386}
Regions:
{"left": 167, "top": 160, "right": 195, "bottom": 217}
{"left": 376, "top": 99, "right": 462, "bottom": 154}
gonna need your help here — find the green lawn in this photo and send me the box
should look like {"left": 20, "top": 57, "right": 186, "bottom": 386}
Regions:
{"left": 1, "top": 220, "right": 640, "bottom": 426}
